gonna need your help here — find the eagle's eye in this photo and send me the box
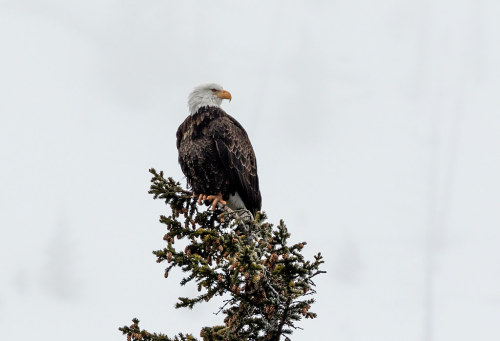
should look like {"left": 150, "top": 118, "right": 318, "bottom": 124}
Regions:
{"left": 211, "top": 89, "right": 217, "bottom": 93}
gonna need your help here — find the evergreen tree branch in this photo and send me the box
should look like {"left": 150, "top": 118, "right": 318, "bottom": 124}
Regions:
{"left": 120, "top": 168, "right": 325, "bottom": 341}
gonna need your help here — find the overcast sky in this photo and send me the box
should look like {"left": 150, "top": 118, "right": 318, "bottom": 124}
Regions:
{"left": 1, "top": 1, "right": 499, "bottom": 340}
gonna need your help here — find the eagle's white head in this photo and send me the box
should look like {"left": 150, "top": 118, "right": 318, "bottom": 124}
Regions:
{"left": 188, "top": 83, "right": 232, "bottom": 115}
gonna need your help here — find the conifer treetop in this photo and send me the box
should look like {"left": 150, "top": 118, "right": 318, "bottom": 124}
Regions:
{"left": 120, "top": 169, "right": 325, "bottom": 341}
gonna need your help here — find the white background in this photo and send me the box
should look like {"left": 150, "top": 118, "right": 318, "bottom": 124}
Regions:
{"left": 1, "top": 1, "right": 499, "bottom": 340}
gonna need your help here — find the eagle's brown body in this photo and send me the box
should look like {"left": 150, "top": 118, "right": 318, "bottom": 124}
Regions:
{"left": 176, "top": 106, "right": 261, "bottom": 216}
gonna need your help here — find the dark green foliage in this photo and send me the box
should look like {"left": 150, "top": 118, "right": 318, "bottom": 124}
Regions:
{"left": 120, "top": 169, "right": 325, "bottom": 341}
{"left": 120, "top": 318, "right": 196, "bottom": 341}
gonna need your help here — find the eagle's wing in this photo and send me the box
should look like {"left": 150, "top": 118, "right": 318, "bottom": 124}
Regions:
{"left": 208, "top": 115, "right": 261, "bottom": 215}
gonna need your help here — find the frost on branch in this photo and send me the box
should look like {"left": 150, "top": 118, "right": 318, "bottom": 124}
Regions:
{"left": 119, "top": 168, "right": 325, "bottom": 341}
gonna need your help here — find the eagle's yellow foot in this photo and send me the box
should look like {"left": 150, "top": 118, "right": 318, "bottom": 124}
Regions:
{"left": 196, "top": 193, "right": 227, "bottom": 211}
{"left": 206, "top": 194, "right": 227, "bottom": 211}
{"left": 197, "top": 193, "right": 204, "bottom": 205}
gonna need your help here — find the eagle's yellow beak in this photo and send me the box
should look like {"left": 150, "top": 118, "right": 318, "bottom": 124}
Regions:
{"left": 216, "top": 89, "right": 232, "bottom": 102}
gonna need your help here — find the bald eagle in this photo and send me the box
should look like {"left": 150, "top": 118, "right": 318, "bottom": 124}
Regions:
{"left": 176, "top": 83, "right": 261, "bottom": 217}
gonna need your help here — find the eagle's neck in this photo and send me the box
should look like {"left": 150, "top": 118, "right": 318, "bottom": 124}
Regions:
{"left": 191, "top": 106, "right": 225, "bottom": 119}
{"left": 188, "top": 94, "right": 223, "bottom": 115}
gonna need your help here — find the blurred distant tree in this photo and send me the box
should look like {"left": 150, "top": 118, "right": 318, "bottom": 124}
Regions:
{"left": 120, "top": 169, "right": 325, "bottom": 341}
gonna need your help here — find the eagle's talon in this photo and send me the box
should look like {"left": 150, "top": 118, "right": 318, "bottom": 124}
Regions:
{"left": 206, "top": 194, "right": 226, "bottom": 211}
{"left": 195, "top": 193, "right": 226, "bottom": 211}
